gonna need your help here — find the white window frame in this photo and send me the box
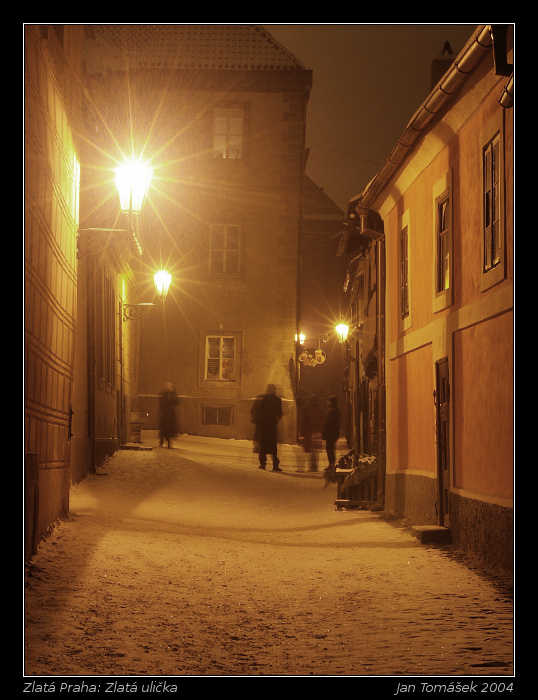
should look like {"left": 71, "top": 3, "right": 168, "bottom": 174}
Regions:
{"left": 204, "top": 334, "right": 237, "bottom": 383}
{"left": 480, "top": 114, "right": 506, "bottom": 292}
{"left": 398, "top": 210, "right": 411, "bottom": 333}
{"left": 213, "top": 108, "right": 244, "bottom": 160}
{"left": 433, "top": 170, "right": 453, "bottom": 313}
{"left": 209, "top": 224, "right": 241, "bottom": 275}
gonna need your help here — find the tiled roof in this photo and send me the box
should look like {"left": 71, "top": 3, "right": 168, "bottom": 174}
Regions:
{"left": 302, "top": 176, "right": 344, "bottom": 221}
{"left": 85, "top": 24, "right": 308, "bottom": 73}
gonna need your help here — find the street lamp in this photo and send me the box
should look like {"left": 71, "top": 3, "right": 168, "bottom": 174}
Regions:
{"left": 114, "top": 161, "right": 171, "bottom": 321}
{"left": 123, "top": 269, "right": 172, "bottom": 321}
{"left": 115, "top": 161, "right": 152, "bottom": 214}
{"left": 154, "top": 269, "right": 172, "bottom": 302}
{"left": 115, "top": 159, "right": 152, "bottom": 256}
{"left": 77, "top": 158, "right": 169, "bottom": 319}
{"left": 77, "top": 158, "right": 153, "bottom": 256}
{"left": 336, "top": 323, "right": 349, "bottom": 343}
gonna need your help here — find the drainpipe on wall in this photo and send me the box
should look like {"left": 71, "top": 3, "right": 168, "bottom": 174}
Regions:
{"left": 376, "top": 236, "right": 386, "bottom": 505}
{"left": 87, "top": 255, "right": 96, "bottom": 473}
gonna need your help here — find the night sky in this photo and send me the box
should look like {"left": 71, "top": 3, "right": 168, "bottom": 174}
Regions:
{"left": 264, "top": 23, "right": 477, "bottom": 211}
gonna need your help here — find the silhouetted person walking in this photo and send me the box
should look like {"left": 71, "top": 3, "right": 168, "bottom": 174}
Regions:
{"left": 256, "top": 384, "right": 283, "bottom": 471}
{"left": 159, "top": 382, "right": 178, "bottom": 448}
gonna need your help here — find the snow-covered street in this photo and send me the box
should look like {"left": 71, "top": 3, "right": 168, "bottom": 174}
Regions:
{"left": 24, "top": 435, "right": 513, "bottom": 679}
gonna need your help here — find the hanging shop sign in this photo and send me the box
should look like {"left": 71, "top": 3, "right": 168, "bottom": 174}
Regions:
{"left": 299, "top": 348, "right": 326, "bottom": 367}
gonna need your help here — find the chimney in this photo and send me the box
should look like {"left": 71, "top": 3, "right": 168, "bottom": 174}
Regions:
{"left": 430, "top": 40, "right": 454, "bottom": 90}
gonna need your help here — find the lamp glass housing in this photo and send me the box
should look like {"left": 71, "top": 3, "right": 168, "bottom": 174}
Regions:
{"left": 336, "top": 323, "right": 349, "bottom": 343}
{"left": 154, "top": 270, "right": 171, "bottom": 301}
{"left": 115, "top": 162, "right": 153, "bottom": 213}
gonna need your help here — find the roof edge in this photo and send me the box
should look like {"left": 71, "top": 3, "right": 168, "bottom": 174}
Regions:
{"left": 349, "top": 24, "right": 500, "bottom": 216}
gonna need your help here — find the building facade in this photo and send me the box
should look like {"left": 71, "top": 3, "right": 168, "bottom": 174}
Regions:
{"left": 82, "top": 25, "right": 314, "bottom": 445}
{"left": 339, "top": 25, "right": 514, "bottom": 569}
{"left": 24, "top": 25, "right": 84, "bottom": 555}
{"left": 25, "top": 25, "right": 321, "bottom": 555}
{"left": 25, "top": 24, "right": 148, "bottom": 554}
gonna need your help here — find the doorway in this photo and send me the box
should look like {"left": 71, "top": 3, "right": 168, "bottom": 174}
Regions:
{"left": 435, "top": 358, "right": 450, "bottom": 527}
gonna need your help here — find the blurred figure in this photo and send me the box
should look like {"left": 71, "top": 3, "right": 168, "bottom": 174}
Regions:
{"left": 159, "top": 382, "right": 178, "bottom": 448}
{"left": 256, "top": 384, "right": 283, "bottom": 471}
{"left": 300, "top": 398, "right": 320, "bottom": 472}
{"left": 250, "top": 394, "right": 264, "bottom": 454}
{"left": 321, "top": 396, "right": 341, "bottom": 468}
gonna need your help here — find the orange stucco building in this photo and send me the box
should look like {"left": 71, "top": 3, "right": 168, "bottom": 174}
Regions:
{"left": 339, "top": 25, "right": 513, "bottom": 568}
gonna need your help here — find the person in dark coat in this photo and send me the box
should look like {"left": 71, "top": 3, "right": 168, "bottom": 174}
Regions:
{"left": 256, "top": 384, "right": 283, "bottom": 471}
{"left": 321, "top": 396, "right": 341, "bottom": 467}
{"left": 159, "top": 382, "right": 178, "bottom": 448}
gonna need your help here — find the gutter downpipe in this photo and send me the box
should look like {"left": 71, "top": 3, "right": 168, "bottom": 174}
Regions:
{"left": 377, "top": 232, "right": 386, "bottom": 505}
{"left": 348, "top": 24, "right": 494, "bottom": 507}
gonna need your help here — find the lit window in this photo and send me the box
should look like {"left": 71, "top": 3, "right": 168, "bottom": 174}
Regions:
{"left": 483, "top": 133, "right": 501, "bottom": 272}
{"left": 480, "top": 116, "right": 506, "bottom": 292}
{"left": 398, "top": 210, "right": 411, "bottom": 332}
{"left": 213, "top": 108, "right": 244, "bottom": 159}
{"left": 205, "top": 336, "right": 236, "bottom": 382}
{"left": 432, "top": 171, "right": 453, "bottom": 313}
{"left": 436, "top": 197, "right": 450, "bottom": 292}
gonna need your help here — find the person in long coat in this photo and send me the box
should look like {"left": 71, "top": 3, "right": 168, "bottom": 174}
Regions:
{"left": 250, "top": 394, "right": 264, "bottom": 454}
{"left": 159, "top": 382, "right": 178, "bottom": 448}
{"left": 256, "top": 384, "right": 283, "bottom": 471}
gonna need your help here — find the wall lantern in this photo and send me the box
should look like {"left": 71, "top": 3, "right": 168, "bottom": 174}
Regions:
{"left": 123, "top": 269, "right": 172, "bottom": 321}
{"left": 154, "top": 270, "right": 172, "bottom": 302}
{"left": 336, "top": 323, "right": 349, "bottom": 343}
{"left": 77, "top": 158, "right": 153, "bottom": 258}
{"left": 115, "top": 161, "right": 153, "bottom": 214}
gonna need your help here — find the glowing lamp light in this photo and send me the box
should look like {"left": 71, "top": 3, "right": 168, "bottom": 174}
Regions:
{"left": 154, "top": 270, "right": 172, "bottom": 302}
{"left": 336, "top": 323, "right": 349, "bottom": 343}
{"left": 123, "top": 269, "right": 172, "bottom": 321}
{"left": 115, "top": 161, "right": 153, "bottom": 213}
{"left": 295, "top": 333, "right": 306, "bottom": 344}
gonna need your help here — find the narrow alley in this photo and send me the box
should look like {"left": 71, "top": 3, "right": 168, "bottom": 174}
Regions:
{"left": 24, "top": 436, "right": 514, "bottom": 681}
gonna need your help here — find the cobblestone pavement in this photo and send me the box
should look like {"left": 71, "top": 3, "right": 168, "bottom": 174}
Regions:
{"left": 24, "top": 437, "right": 514, "bottom": 684}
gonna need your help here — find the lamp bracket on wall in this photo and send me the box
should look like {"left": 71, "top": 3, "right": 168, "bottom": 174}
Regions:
{"left": 123, "top": 302, "right": 161, "bottom": 322}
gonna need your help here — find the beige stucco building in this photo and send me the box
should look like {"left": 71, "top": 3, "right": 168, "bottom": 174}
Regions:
{"left": 81, "top": 25, "right": 316, "bottom": 445}
{"left": 25, "top": 26, "right": 84, "bottom": 553}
